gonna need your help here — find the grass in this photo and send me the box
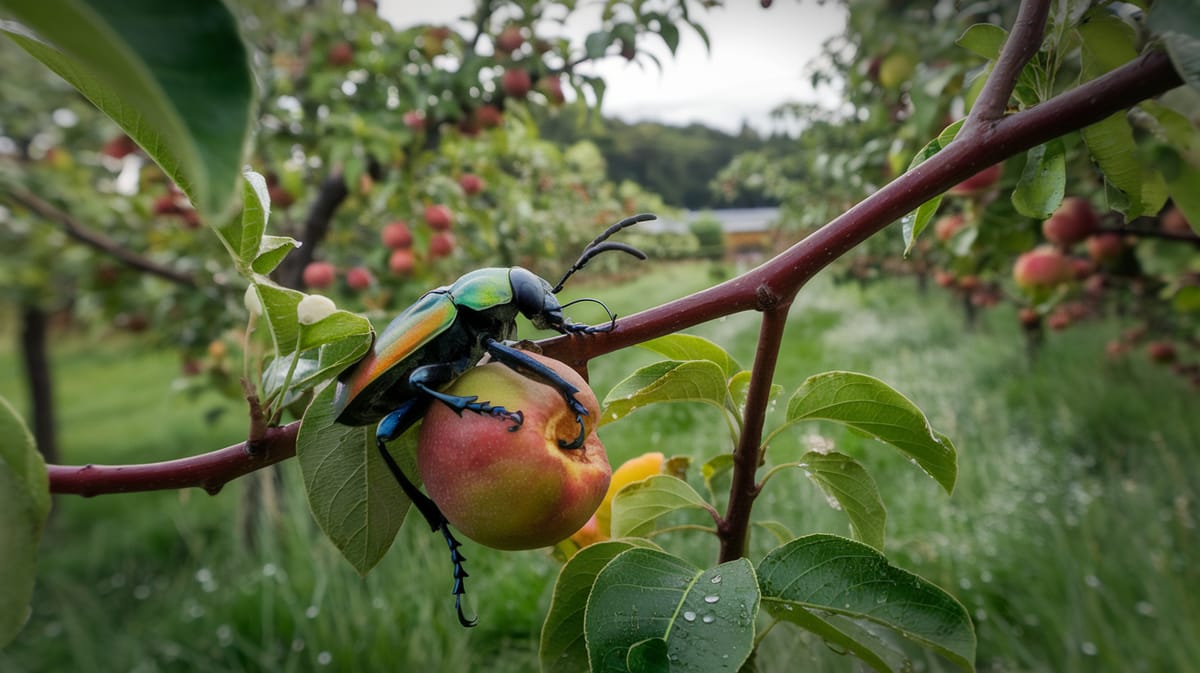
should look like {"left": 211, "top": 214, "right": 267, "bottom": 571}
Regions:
{"left": 1, "top": 261, "right": 1197, "bottom": 672}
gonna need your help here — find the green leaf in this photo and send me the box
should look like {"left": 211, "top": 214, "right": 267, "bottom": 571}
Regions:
{"left": 252, "top": 235, "right": 301, "bottom": 275}
{"left": 584, "top": 30, "right": 610, "bottom": 59}
{"left": 657, "top": 21, "right": 680, "bottom": 56}
{"left": 610, "top": 474, "right": 713, "bottom": 538}
{"left": 728, "top": 370, "right": 784, "bottom": 417}
{"left": 1147, "top": 0, "right": 1200, "bottom": 92}
{"left": 1078, "top": 11, "right": 1138, "bottom": 78}
{"left": 754, "top": 520, "right": 796, "bottom": 546}
{"left": 296, "top": 384, "right": 409, "bottom": 576}
{"left": 902, "top": 120, "right": 964, "bottom": 255}
{"left": 1011, "top": 139, "right": 1066, "bottom": 219}
{"left": 956, "top": 23, "right": 1007, "bottom": 61}
{"left": 0, "top": 0, "right": 255, "bottom": 222}
{"left": 541, "top": 539, "right": 660, "bottom": 673}
{"left": 253, "top": 282, "right": 372, "bottom": 356}
{"left": 639, "top": 333, "right": 741, "bottom": 378}
{"left": 262, "top": 335, "right": 371, "bottom": 402}
{"left": 585, "top": 549, "right": 759, "bottom": 673}
{"left": 1081, "top": 112, "right": 1163, "bottom": 220}
{"left": 0, "top": 396, "right": 51, "bottom": 647}
{"left": 601, "top": 359, "right": 729, "bottom": 426}
{"left": 759, "top": 535, "right": 976, "bottom": 673}
{"left": 216, "top": 171, "right": 269, "bottom": 270}
{"left": 626, "top": 638, "right": 670, "bottom": 673}
{"left": 701, "top": 453, "right": 734, "bottom": 494}
{"left": 787, "top": 451, "right": 887, "bottom": 550}
{"left": 784, "top": 371, "right": 957, "bottom": 494}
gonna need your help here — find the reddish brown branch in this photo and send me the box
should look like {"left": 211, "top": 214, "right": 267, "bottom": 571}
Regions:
{"left": 46, "top": 48, "right": 1183, "bottom": 496}
{"left": 4, "top": 183, "right": 196, "bottom": 287}
{"left": 48, "top": 422, "right": 298, "bottom": 496}
{"left": 1096, "top": 226, "right": 1200, "bottom": 246}
{"left": 960, "top": 0, "right": 1050, "bottom": 139}
{"left": 718, "top": 303, "right": 789, "bottom": 563}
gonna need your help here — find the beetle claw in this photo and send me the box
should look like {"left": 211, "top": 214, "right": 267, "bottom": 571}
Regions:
{"left": 557, "top": 414, "right": 587, "bottom": 450}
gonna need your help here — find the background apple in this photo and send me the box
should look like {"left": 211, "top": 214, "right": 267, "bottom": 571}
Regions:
{"left": 302, "top": 261, "right": 336, "bottom": 289}
{"left": 1013, "top": 247, "right": 1072, "bottom": 292}
{"left": 1043, "top": 197, "right": 1097, "bottom": 248}
{"left": 416, "top": 352, "right": 611, "bottom": 550}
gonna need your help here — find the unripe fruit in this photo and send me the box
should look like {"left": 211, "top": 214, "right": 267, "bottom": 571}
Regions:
{"left": 429, "top": 231, "right": 456, "bottom": 258}
{"left": 948, "top": 163, "right": 1002, "bottom": 196}
{"left": 417, "top": 352, "right": 611, "bottom": 550}
{"left": 495, "top": 25, "right": 524, "bottom": 54}
{"left": 302, "top": 261, "right": 336, "bottom": 289}
{"left": 1013, "top": 247, "right": 1072, "bottom": 292}
{"left": 1042, "top": 197, "right": 1097, "bottom": 247}
{"left": 594, "top": 452, "right": 665, "bottom": 536}
{"left": 502, "top": 68, "right": 532, "bottom": 99}
{"left": 1147, "top": 341, "right": 1177, "bottom": 364}
{"left": 424, "top": 204, "right": 453, "bottom": 231}
{"left": 1085, "top": 233, "right": 1124, "bottom": 266}
{"left": 459, "top": 173, "right": 484, "bottom": 196}
{"left": 381, "top": 221, "right": 413, "bottom": 249}
{"left": 878, "top": 52, "right": 916, "bottom": 89}
{"left": 346, "top": 266, "right": 374, "bottom": 291}
{"left": 327, "top": 41, "right": 354, "bottom": 67}
{"left": 934, "top": 214, "right": 966, "bottom": 243}
{"left": 388, "top": 248, "right": 415, "bottom": 276}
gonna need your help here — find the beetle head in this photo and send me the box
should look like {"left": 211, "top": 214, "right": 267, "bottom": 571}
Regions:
{"left": 511, "top": 267, "right": 565, "bottom": 331}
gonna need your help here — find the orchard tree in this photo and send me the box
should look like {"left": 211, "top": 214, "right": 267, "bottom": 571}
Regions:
{"left": 718, "top": 0, "right": 1200, "bottom": 379}
{"left": 2, "top": 1, "right": 1198, "bottom": 672}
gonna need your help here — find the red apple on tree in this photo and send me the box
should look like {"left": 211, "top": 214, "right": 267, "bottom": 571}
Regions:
{"left": 417, "top": 352, "right": 611, "bottom": 550}
{"left": 346, "top": 266, "right": 375, "bottom": 291}
{"left": 1042, "top": 197, "right": 1098, "bottom": 248}
{"left": 495, "top": 25, "right": 524, "bottom": 54}
{"left": 1085, "top": 233, "right": 1124, "bottom": 266}
{"left": 424, "top": 204, "right": 453, "bottom": 231}
{"left": 475, "top": 104, "right": 503, "bottom": 129}
{"left": 302, "top": 261, "right": 337, "bottom": 289}
{"left": 1013, "top": 247, "right": 1072, "bottom": 292}
{"left": 381, "top": 221, "right": 413, "bottom": 249}
{"left": 403, "top": 110, "right": 426, "bottom": 132}
{"left": 1147, "top": 341, "right": 1177, "bottom": 364}
{"left": 1161, "top": 205, "right": 1194, "bottom": 235}
{"left": 429, "top": 231, "right": 456, "bottom": 259}
{"left": 502, "top": 68, "right": 532, "bottom": 99}
{"left": 327, "top": 41, "right": 354, "bottom": 67}
{"left": 459, "top": 173, "right": 484, "bottom": 196}
{"left": 934, "top": 214, "right": 966, "bottom": 244}
{"left": 388, "top": 248, "right": 415, "bottom": 276}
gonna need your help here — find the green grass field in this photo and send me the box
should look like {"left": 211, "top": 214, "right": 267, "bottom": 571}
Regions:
{"left": 1, "top": 262, "right": 1196, "bottom": 672}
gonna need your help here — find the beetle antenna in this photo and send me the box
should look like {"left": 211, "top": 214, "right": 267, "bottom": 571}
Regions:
{"left": 552, "top": 213, "right": 656, "bottom": 293}
{"left": 560, "top": 297, "right": 619, "bottom": 333}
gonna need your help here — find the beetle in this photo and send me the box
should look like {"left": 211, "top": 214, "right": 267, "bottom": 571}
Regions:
{"left": 332, "top": 213, "right": 655, "bottom": 626}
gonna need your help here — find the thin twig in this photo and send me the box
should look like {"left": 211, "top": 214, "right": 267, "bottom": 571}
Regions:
{"left": 960, "top": 0, "right": 1051, "bottom": 139}
{"left": 4, "top": 183, "right": 196, "bottom": 287}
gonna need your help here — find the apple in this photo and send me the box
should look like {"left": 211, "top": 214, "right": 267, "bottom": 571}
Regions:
{"left": 268, "top": 184, "right": 295, "bottom": 209}
{"left": 948, "top": 163, "right": 1002, "bottom": 196}
{"left": 934, "top": 214, "right": 966, "bottom": 243}
{"left": 153, "top": 194, "right": 182, "bottom": 216}
{"left": 957, "top": 275, "right": 980, "bottom": 292}
{"left": 934, "top": 270, "right": 956, "bottom": 288}
{"left": 459, "top": 173, "right": 484, "bottom": 196}
{"left": 429, "top": 231, "right": 456, "bottom": 259}
{"left": 1046, "top": 310, "right": 1071, "bottom": 331}
{"left": 102, "top": 134, "right": 137, "bottom": 160}
{"left": 1085, "top": 233, "right": 1124, "bottom": 266}
{"left": 1147, "top": 341, "right": 1177, "bottom": 364}
{"left": 302, "top": 261, "right": 337, "bottom": 289}
{"left": 1013, "top": 246, "right": 1072, "bottom": 292}
{"left": 538, "top": 74, "right": 565, "bottom": 106}
{"left": 346, "top": 266, "right": 375, "bottom": 291}
{"left": 416, "top": 352, "right": 611, "bottom": 550}
{"left": 475, "top": 104, "right": 503, "bottom": 129}
{"left": 1018, "top": 307, "right": 1041, "bottom": 329}
{"left": 502, "top": 68, "right": 532, "bottom": 99}
{"left": 1042, "top": 197, "right": 1097, "bottom": 248}
{"left": 424, "top": 204, "right": 453, "bottom": 231}
{"left": 403, "top": 110, "right": 426, "bottom": 132}
{"left": 327, "top": 41, "right": 353, "bottom": 67}
{"left": 495, "top": 25, "right": 524, "bottom": 54}
{"left": 388, "top": 248, "right": 415, "bottom": 276}
{"left": 381, "top": 221, "right": 413, "bottom": 249}
{"left": 878, "top": 52, "right": 916, "bottom": 89}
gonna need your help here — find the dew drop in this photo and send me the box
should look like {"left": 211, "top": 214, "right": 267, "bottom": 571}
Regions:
{"left": 710, "top": 575, "right": 722, "bottom": 584}
{"left": 702, "top": 614, "right": 716, "bottom": 624}
{"left": 683, "top": 611, "right": 696, "bottom": 622}
{"left": 704, "top": 595, "right": 720, "bottom": 604}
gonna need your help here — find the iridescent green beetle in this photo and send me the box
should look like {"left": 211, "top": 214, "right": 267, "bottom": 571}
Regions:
{"left": 332, "top": 214, "right": 653, "bottom": 626}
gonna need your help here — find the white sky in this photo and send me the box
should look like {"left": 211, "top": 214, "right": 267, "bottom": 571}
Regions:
{"left": 379, "top": 0, "right": 846, "bottom": 135}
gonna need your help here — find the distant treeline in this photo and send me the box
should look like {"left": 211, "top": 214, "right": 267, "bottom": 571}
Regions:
{"left": 534, "top": 108, "right": 782, "bottom": 210}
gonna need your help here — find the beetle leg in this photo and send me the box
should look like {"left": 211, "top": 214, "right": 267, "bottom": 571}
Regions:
{"left": 376, "top": 409, "right": 478, "bottom": 628}
{"left": 482, "top": 339, "right": 590, "bottom": 449}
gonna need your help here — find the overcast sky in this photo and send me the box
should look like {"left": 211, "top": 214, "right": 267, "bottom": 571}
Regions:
{"left": 379, "top": 1, "right": 846, "bottom": 135}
